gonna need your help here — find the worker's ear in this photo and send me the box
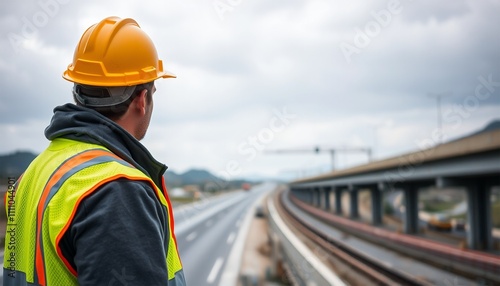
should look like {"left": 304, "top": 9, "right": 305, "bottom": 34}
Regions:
{"left": 133, "top": 89, "right": 148, "bottom": 115}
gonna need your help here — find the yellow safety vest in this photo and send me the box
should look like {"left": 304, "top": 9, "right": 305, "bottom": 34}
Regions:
{"left": 3, "top": 138, "right": 183, "bottom": 285}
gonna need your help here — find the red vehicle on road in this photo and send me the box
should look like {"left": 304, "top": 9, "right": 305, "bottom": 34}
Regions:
{"left": 242, "top": 183, "right": 251, "bottom": 191}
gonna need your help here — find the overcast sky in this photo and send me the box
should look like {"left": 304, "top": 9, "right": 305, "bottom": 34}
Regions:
{"left": 1, "top": 0, "right": 499, "bottom": 180}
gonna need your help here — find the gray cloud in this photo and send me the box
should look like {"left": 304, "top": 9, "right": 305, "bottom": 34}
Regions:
{"left": 1, "top": 0, "right": 499, "bottom": 178}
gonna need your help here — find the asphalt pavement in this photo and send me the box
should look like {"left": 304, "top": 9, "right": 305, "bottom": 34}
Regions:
{"left": 176, "top": 183, "right": 276, "bottom": 286}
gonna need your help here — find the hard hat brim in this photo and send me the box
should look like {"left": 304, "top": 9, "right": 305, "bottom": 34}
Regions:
{"left": 160, "top": 70, "right": 177, "bottom": 79}
{"left": 62, "top": 68, "right": 177, "bottom": 86}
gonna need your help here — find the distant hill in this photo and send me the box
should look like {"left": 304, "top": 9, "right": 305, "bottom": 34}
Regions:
{"left": 164, "top": 168, "right": 250, "bottom": 191}
{"left": 164, "top": 170, "right": 183, "bottom": 187}
{"left": 0, "top": 151, "right": 37, "bottom": 183}
{"left": 181, "top": 169, "right": 219, "bottom": 184}
{"left": 472, "top": 119, "right": 500, "bottom": 135}
{"left": 0, "top": 150, "right": 249, "bottom": 191}
{"left": 448, "top": 119, "right": 500, "bottom": 143}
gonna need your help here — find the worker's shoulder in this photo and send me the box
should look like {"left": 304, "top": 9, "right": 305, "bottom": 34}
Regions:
{"left": 100, "top": 177, "right": 159, "bottom": 198}
{"left": 75, "top": 178, "right": 167, "bottom": 223}
{"left": 80, "top": 178, "right": 160, "bottom": 210}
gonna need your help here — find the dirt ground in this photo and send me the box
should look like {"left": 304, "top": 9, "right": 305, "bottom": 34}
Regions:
{"left": 238, "top": 199, "right": 287, "bottom": 286}
{"left": 239, "top": 213, "right": 271, "bottom": 285}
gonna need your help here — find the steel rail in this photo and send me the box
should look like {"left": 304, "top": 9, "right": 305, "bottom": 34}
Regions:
{"left": 276, "top": 189, "right": 431, "bottom": 286}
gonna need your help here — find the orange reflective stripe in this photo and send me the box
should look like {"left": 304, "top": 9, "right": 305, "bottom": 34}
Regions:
{"left": 162, "top": 177, "right": 181, "bottom": 263}
{"left": 35, "top": 149, "right": 121, "bottom": 285}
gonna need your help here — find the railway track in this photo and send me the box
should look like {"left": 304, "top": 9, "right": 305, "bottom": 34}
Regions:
{"left": 274, "top": 189, "right": 431, "bottom": 286}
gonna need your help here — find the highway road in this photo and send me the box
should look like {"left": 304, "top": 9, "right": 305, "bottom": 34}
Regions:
{"left": 0, "top": 183, "right": 276, "bottom": 286}
{"left": 175, "top": 183, "right": 275, "bottom": 286}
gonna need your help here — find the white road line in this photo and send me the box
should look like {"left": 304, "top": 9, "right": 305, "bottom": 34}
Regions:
{"left": 207, "top": 257, "right": 224, "bottom": 284}
{"left": 206, "top": 220, "right": 213, "bottom": 227}
{"left": 226, "top": 232, "right": 235, "bottom": 244}
{"left": 186, "top": 231, "right": 197, "bottom": 242}
{"left": 175, "top": 192, "right": 246, "bottom": 235}
{"left": 218, "top": 188, "right": 273, "bottom": 286}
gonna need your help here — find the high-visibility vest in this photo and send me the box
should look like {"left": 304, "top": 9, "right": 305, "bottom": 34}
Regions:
{"left": 3, "top": 138, "right": 184, "bottom": 285}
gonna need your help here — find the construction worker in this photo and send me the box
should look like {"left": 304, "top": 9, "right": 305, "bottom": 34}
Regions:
{"left": 3, "top": 16, "right": 186, "bottom": 285}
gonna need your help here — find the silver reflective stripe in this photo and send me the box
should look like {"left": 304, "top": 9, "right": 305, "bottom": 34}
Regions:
{"left": 170, "top": 269, "right": 186, "bottom": 286}
{"left": 3, "top": 268, "right": 35, "bottom": 286}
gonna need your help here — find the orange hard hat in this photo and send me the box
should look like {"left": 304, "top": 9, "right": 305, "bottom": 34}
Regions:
{"left": 63, "top": 16, "right": 175, "bottom": 86}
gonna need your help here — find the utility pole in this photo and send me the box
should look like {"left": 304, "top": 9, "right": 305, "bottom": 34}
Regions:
{"left": 428, "top": 91, "right": 452, "bottom": 145}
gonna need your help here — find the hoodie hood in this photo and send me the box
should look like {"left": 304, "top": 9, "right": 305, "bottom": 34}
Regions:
{"left": 45, "top": 103, "right": 167, "bottom": 187}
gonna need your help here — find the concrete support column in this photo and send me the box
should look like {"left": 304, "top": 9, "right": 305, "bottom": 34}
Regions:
{"left": 466, "top": 183, "right": 492, "bottom": 250}
{"left": 301, "top": 188, "right": 307, "bottom": 202}
{"left": 324, "top": 186, "right": 331, "bottom": 211}
{"left": 311, "top": 188, "right": 317, "bottom": 206}
{"left": 316, "top": 188, "right": 322, "bottom": 208}
{"left": 371, "top": 187, "right": 383, "bottom": 225}
{"left": 349, "top": 188, "right": 359, "bottom": 219}
{"left": 403, "top": 186, "right": 419, "bottom": 234}
{"left": 334, "top": 188, "right": 342, "bottom": 215}
{"left": 309, "top": 188, "right": 317, "bottom": 206}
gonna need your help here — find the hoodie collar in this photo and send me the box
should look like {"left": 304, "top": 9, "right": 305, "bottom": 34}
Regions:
{"left": 45, "top": 103, "right": 167, "bottom": 187}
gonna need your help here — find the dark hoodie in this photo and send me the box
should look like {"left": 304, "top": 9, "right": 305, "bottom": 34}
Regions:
{"left": 45, "top": 104, "right": 185, "bottom": 285}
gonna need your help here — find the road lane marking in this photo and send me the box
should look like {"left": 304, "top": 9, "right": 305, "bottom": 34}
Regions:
{"left": 175, "top": 192, "right": 247, "bottom": 235}
{"left": 207, "top": 257, "right": 224, "bottom": 284}
{"left": 186, "top": 232, "right": 197, "bottom": 242}
{"left": 226, "top": 232, "right": 235, "bottom": 244}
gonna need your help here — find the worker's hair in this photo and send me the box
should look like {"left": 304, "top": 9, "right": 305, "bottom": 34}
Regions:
{"left": 73, "top": 82, "right": 154, "bottom": 121}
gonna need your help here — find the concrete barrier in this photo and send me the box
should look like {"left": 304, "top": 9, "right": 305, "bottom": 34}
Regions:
{"left": 267, "top": 195, "right": 345, "bottom": 286}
